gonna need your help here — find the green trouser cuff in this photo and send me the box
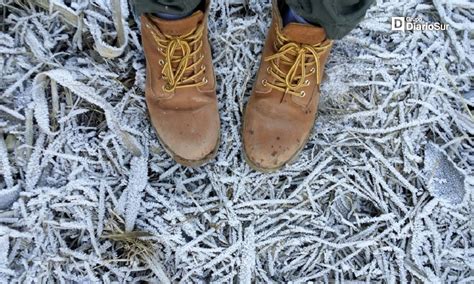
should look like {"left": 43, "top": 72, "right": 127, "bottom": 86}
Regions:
{"left": 133, "top": 0, "right": 374, "bottom": 40}
{"left": 133, "top": 0, "right": 202, "bottom": 17}
{"left": 284, "top": 0, "right": 375, "bottom": 39}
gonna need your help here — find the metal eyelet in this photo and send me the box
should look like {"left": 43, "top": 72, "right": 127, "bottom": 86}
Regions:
{"left": 159, "top": 59, "right": 164, "bottom": 66}
{"left": 262, "top": 79, "right": 268, "bottom": 86}
{"left": 202, "top": 77, "right": 208, "bottom": 83}
{"left": 266, "top": 66, "right": 272, "bottom": 73}
{"left": 304, "top": 80, "right": 310, "bottom": 86}
{"left": 300, "top": 91, "right": 306, "bottom": 97}
{"left": 310, "top": 67, "right": 316, "bottom": 73}
{"left": 201, "top": 65, "right": 206, "bottom": 70}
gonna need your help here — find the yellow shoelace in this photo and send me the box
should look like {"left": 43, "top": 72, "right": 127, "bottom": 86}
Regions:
{"left": 264, "top": 29, "right": 332, "bottom": 97}
{"left": 150, "top": 25, "right": 207, "bottom": 92}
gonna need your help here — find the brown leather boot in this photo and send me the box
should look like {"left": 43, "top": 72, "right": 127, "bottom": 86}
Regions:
{"left": 242, "top": 0, "right": 333, "bottom": 172}
{"left": 140, "top": 1, "right": 219, "bottom": 167}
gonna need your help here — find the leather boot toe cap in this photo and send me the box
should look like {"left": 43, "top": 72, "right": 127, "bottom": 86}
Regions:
{"left": 152, "top": 105, "right": 220, "bottom": 165}
{"left": 243, "top": 117, "right": 306, "bottom": 171}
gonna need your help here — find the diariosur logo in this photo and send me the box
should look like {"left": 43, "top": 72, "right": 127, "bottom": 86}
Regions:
{"left": 391, "top": 17, "right": 449, "bottom": 31}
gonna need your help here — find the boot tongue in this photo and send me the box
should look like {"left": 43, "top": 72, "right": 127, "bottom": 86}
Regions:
{"left": 282, "top": 23, "right": 327, "bottom": 45}
{"left": 149, "top": 11, "right": 204, "bottom": 36}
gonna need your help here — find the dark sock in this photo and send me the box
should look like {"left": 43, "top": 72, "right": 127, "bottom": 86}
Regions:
{"left": 283, "top": 6, "right": 309, "bottom": 26}
{"left": 154, "top": 10, "right": 193, "bottom": 20}
{"left": 154, "top": 0, "right": 204, "bottom": 20}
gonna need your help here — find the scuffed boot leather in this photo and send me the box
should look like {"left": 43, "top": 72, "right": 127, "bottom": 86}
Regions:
{"left": 243, "top": 0, "right": 333, "bottom": 172}
{"left": 141, "top": 0, "right": 219, "bottom": 167}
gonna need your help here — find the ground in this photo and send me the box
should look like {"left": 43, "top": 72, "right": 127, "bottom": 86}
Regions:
{"left": 0, "top": 0, "right": 473, "bottom": 282}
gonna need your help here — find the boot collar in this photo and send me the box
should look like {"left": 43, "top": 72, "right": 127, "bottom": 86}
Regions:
{"left": 146, "top": 11, "right": 204, "bottom": 36}
{"left": 272, "top": 0, "right": 328, "bottom": 45}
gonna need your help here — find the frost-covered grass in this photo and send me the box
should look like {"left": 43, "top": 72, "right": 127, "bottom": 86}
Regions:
{"left": 0, "top": 0, "right": 473, "bottom": 282}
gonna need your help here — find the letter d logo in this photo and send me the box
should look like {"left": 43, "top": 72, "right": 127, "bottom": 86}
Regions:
{"left": 392, "top": 17, "right": 405, "bottom": 31}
